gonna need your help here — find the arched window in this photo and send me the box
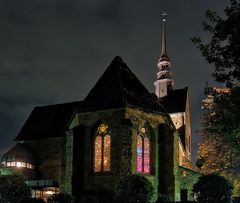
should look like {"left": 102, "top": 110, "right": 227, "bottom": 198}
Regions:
{"left": 137, "top": 125, "right": 151, "bottom": 173}
{"left": 94, "top": 123, "right": 111, "bottom": 172}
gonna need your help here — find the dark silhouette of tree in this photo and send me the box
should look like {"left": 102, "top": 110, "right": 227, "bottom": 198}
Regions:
{"left": 115, "top": 174, "right": 154, "bottom": 203}
{"left": 0, "top": 174, "right": 31, "bottom": 203}
{"left": 193, "top": 174, "right": 233, "bottom": 203}
{"left": 193, "top": 0, "right": 240, "bottom": 196}
{"left": 192, "top": 0, "right": 240, "bottom": 87}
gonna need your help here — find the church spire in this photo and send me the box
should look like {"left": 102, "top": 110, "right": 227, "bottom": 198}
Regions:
{"left": 158, "top": 12, "right": 171, "bottom": 71}
{"left": 154, "top": 13, "right": 174, "bottom": 98}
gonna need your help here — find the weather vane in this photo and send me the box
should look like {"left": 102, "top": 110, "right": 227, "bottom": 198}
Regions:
{"left": 162, "top": 12, "right": 167, "bottom": 21}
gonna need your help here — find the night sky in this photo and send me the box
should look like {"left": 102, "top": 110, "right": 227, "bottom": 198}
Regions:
{"left": 0, "top": 1, "right": 229, "bottom": 161}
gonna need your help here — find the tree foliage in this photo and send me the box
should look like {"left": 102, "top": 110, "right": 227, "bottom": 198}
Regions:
{"left": 115, "top": 174, "right": 154, "bottom": 203}
{"left": 193, "top": 0, "right": 240, "bottom": 197}
{"left": 192, "top": 0, "right": 240, "bottom": 87}
{"left": 201, "top": 86, "right": 240, "bottom": 152}
{"left": 0, "top": 174, "right": 32, "bottom": 203}
{"left": 193, "top": 174, "right": 233, "bottom": 203}
{"left": 198, "top": 86, "right": 240, "bottom": 195}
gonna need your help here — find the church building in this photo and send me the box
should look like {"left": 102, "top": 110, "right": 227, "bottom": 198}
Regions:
{"left": 0, "top": 16, "right": 200, "bottom": 202}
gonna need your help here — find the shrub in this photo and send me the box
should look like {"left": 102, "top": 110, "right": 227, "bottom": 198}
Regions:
{"left": 21, "top": 198, "right": 46, "bottom": 203}
{"left": 79, "top": 195, "right": 99, "bottom": 203}
{"left": 115, "top": 174, "right": 154, "bottom": 203}
{"left": 79, "top": 189, "right": 114, "bottom": 203}
{"left": 0, "top": 174, "right": 32, "bottom": 203}
{"left": 47, "top": 193, "right": 74, "bottom": 203}
{"left": 193, "top": 173, "right": 233, "bottom": 203}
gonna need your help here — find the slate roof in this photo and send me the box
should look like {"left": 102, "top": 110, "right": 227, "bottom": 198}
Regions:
{"left": 15, "top": 101, "right": 84, "bottom": 141}
{"left": 83, "top": 56, "right": 165, "bottom": 112}
{"left": 162, "top": 87, "right": 188, "bottom": 113}
{"left": 15, "top": 56, "right": 165, "bottom": 141}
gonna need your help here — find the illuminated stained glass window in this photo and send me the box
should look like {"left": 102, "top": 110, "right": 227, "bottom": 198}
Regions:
{"left": 94, "top": 123, "right": 111, "bottom": 172}
{"left": 144, "top": 137, "right": 150, "bottom": 173}
{"left": 94, "top": 136, "right": 102, "bottom": 172}
{"left": 137, "top": 126, "right": 151, "bottom": 173}
{"left": 137, "top": 135, "right": 143, "bottom": 172}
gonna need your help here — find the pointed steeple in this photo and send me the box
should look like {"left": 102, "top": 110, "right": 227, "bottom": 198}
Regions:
{"left": 158, "top": 12, "right": 171, "bottom": 70}
{"left": 154, "top": 13, "right": 174, "bottom": 98}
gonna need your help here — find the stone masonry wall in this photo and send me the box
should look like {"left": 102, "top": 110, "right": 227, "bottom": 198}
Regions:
{"left": 66, "top": 107, "right": 177, "bottom": 201}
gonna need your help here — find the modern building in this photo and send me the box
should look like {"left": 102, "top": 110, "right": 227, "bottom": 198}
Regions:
{"left": 0, "top": 16, "right": 200, "bottom": 202}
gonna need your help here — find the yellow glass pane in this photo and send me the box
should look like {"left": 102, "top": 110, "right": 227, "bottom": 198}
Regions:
{"left": 94, "top": 136, "right": 102, "bottom": 172}
{"left": 103, "top": 134, "right": 111, "bottom": 171}
{"left": 144, "top": 137, "right": 150, "bottom": 173}
{"left": 97, "top": 124, "right": 109, "bottom": 134}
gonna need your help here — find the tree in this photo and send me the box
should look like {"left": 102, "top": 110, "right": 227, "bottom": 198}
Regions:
{"left": 115, "top": 174, "right": 154, "bottom": 203}
{"left": 193, "top": 173, "right": 233, "bottom": 203}
{"left": 197, "top": 86, "right": 240, "bottom": 195}
{"left": 192, "top": 0, "right": 240, "bottom": 87}
{"left": 193, "top": 0, "right": 240, "bottom": 196}
{"left": 0, "top": 174, "right": 32, "bottom": 203}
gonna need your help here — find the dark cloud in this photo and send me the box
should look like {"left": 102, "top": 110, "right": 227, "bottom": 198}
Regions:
{"left": 0, "top": 0, "right": 230, "bottom": 160}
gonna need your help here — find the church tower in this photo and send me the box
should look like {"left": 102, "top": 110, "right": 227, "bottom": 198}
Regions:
{"left": 154, "top": 13, "right": 174, "bottom": 98}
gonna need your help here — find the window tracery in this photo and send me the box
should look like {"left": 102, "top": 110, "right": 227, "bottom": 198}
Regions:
{"left": 94, "top": 123, "right": 111, "bottom": 172}
{"left": 137, "top": 124, "right": 151, "bottom": 173}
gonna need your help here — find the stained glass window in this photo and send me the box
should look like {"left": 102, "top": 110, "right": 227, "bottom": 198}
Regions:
{"left": 94, "top": 123, "right": 111, "bottom": 172}
{"left": 137, "top": 126, "right": 151, "bottom": 173}
{"left": 137, "top": 135, "right": 143, "bottom": 173}
{"left": 144, "top": 137, "right": 150, "bottom": 173}
{"left": 94, "top": 136, "right": 102, "bottom": 172}
{"left": 103, "top": 135, "right": 111, "bottom": 171}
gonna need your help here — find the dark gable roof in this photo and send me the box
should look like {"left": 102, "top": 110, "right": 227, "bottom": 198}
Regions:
{"left": 83, "top": 56, "right": 165, "bottom": 112}
{"left": 16, "top": 56, "right": 165, "bottom": 141}
{"left": 15, "top": 101, "right": 83, "bottom": 141}
{"left": 162, "top": 87, "right": 188, "bottom": 113}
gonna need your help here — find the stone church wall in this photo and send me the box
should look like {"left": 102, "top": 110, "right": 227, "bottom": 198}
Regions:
{"left": 64, "top": 107, "right": 179, "bottom": 201}
{"left": 71, "top": 108, "right": 126, "bottom": 194}
{"left": 125, "top": 107, "right": 178, "bottom": 201}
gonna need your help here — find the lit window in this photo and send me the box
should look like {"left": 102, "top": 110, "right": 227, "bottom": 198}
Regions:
{"left": 94, "top": 136, "right": 102, "bottom": 172}
{"left": 7, "top": 162, "right": 11, "bottom": 167}
{"left": 11, "top": 162, "right": 15, "bottom": 167}
{"left": 94, "top": 123, "right": 111, "bottom": 172}
{"left": 103, "top": 135, "right": 111, "bottom": 171}
{"left": 16, "top": 162, "right": 22, "bottom": 167}
{"left": 137, "top": 126, "right": 151, "bottom": 173}
{"left": 26, "top": 163, "right": 34, "bottom": 169}
{"left": 21, "top": 162, "right": 26, "bottom": 167}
